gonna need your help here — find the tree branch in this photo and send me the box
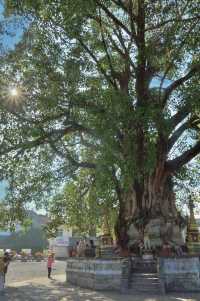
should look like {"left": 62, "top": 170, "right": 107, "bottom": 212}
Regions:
{"left": 0, "top": 124, "right": 90, "bottom": 156}
{"left": 0, "top": 135, "right": 48, "bottom": 156}
{"left": 166, "top": 141, "right": 200, "bottom": 172}
{"left": 80, "top": 133, "right": 98, "bottom": 151}
{"left": 163, "top": 64, "right": 200, "bottom": 103}
{"left": 170, "top": 107, "right": 190, "bottom": 130}
{"left": 98, "top": 10, "right": 118, "bottom": 87}
{"left": 111, "top": 0, "right": 129, "bottom": 14}
{"left": 96, "top": 0, "right": 132, "bottom": 36}
{"left": 112, "top": 26, "right": 136, "bottom": 71}
{"left": 111, "top": 0, "right": 137, "bottom": 43}
{"left": 158, "top": 21, "right": 199, "bottom": 103}
{"left": 49, "top": 140, "right": 96, "bottom": 169}
{"left": 90, "top": 15, "right": 136, "bottom": 70}
{"left": 136, "top": 0, "right": 146, "bottom": 103}
{"left": 111, "top": 167, "right": 122, "bottom": 203}
{"left": 77, "top": 37, "right": 117, "bottom": 89}
{"left": 128, "top": 0, "right": 137, "bottom": 44}
{"left": 0, "top": 97, "right": 69, "bottom": 126}
{"left": 167, "top": 120, "right": 190, "bottom": 153}
{"left": 146, "top": 15, "right": 200, "bottom": 32}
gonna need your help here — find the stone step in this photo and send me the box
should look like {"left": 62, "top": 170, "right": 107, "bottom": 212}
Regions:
{"left": 130, "top": 281, "right": 160, "bottom": 287}
{"left": 130, "top": 284, "right": 163, "bottom": 293}
{"left": 131, "top": 280, "right": 160, "bottom": 285}
{"left": 131, "top": 282, "right": 160, "bottom": 288}
{"left": 131, "top": 273, "right": 158, "bottom": 279}
{"left": 128, "top": 288, "right": 161, "bottom": 295}
{"left": 132, "top": 279, "right": 159, "bottom": 282}
{"left": 132, "top": 267, "right": 157, "bottom": 273}
{"left": 131, "top": 284, "right": 160, "bottom": 289}
{"left": 131, "top": 260, "right": 157, "bottom": 273}
{"left": 130, "top": 272, "right": 163, "bottom": 294}
{"left": 132, "top": 272, "right": 158, "bottom": 277}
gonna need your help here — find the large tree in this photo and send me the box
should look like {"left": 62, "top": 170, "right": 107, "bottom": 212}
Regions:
{"left": 1, "top": 0, "right": 200, "bottom": 248}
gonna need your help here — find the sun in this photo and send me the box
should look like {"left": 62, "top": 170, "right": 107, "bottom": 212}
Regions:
{"left": 0, "top": 84, "right": 25, "bottom": 107}
{"left": 9, "top": 87, "right": 19, "bottom": 98}
{"left": 6, "top": 86, "right": 23, "bottom": 105}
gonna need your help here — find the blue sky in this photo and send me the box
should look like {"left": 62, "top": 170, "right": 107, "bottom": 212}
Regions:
{"left": 0, "top": 0, "right": 25, "bottom": 51}
{"left": 0, "top": 180, "right": 7, "bottom": 199}
{"left": 0, "top": 1, "right": 25, "bottom": 201}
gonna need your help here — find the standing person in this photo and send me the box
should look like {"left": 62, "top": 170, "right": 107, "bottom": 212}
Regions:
{"left": 0, "top": 256, "right": 5, "bottom": 295}
{"left": 47, "top": 253, "right": 54, "bottom": 279}
{"left": 3, "top": 252, "right": 11, "bottom": 284}
{"left": 89, "top": 240, "right": 96, "bottom": 257}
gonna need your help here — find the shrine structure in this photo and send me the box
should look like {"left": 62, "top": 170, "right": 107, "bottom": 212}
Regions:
{"left": 186, "top": 195, "right": 200, "bottom": 254}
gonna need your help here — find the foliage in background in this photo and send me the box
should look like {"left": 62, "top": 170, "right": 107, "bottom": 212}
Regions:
{"left": 46, "top": 170, "right": 118, "bottom": 236}
{"left": 0, "top": 227, "right": 48, "bottom": 252}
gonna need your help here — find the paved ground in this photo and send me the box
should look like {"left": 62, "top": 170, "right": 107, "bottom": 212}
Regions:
{"left": 1, "top": 262, "right": 200, "bottom": 301}
{"left": 1, "top": 274, "right": 200, "bottom": 301}
{"left": 7, "top": 260, "right": 65, "bottom": 283}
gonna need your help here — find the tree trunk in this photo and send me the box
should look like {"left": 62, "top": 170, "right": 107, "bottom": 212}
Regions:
{"left": 115, "top": 172, "right": 185, "bottom": 251}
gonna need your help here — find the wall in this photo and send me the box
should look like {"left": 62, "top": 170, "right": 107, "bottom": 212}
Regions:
{"left": 66, "top": 256, "right": 200, "bottom": 293}
{"left": 53, "top": 246, "right": 69, "bottom": 259}
{"left": 66, "top": 258, "right": 124, "bottom": 291}
{"left": 159, "top": 256, "right": 200, "bottom": 292}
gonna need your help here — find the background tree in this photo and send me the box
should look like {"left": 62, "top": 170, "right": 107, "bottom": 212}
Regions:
{"left": 46, "top": 170, "right": 117, "bottom": 236}
{"left": 0, "top": 0, "right": 200, "bottom": 248}
{"left": 0, "top": 227, "right": 48, "bottom": 253}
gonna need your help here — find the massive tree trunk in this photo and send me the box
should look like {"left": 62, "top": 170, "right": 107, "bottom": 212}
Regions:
{"left": 115, "top": 165, "right": 185, "bottom": 250}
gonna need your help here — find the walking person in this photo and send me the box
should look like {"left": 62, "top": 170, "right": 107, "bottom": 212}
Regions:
{"left": 47, "top": 253, "right": 54, "bottom": 279}
{"left": 0, "top": 252, "right": 10, "bottom": 295}
{"left": 3, "top": 252, "right": 11, "bottom": 282}
{"left": 0, "top": 256, "right": 5, "bottom": 295}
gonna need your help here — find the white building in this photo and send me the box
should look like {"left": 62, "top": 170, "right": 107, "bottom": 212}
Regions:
{"left": 48, "top": 228, "right": 73, "bottom": 259}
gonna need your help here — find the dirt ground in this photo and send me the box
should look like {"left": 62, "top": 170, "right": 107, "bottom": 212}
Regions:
{"left": 7, "top": 260, "right": 66, "bottom": 283}
{"left": 1, "top": 274, "right": 200, "bottom": 301}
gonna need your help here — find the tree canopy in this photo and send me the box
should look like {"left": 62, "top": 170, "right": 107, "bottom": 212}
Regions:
{"left": 0, "top": 1, "right": 200, "bottom": 239}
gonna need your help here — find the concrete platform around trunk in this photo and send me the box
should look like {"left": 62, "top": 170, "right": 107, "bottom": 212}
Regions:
{"left": 66, "top": 258, "right": 124, "bottom": 291}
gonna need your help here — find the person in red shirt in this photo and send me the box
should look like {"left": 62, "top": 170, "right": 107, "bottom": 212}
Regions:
{"left": 47, "top": 253, "right": 54, "bottom": 279}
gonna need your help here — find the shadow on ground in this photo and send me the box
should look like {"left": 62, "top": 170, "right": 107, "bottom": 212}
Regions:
{"left": 1, "top": 279, "right": 200, "bottom": 301}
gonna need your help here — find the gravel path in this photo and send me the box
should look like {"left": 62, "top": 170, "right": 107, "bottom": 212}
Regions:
{"left": 1, "top": 274, "right": 200, "bottom": 301}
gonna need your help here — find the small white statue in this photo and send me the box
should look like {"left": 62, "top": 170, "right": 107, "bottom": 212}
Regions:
{"left": 77, "top": 239, "right": 86, "bottom": 257}
{"left": 144, "top": 231, "right": 151, "bottom": 250}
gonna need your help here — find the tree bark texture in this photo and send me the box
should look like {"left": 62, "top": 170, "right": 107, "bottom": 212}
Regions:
{"left": 115, "top": 171, "right": 185, "bottom": 250}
